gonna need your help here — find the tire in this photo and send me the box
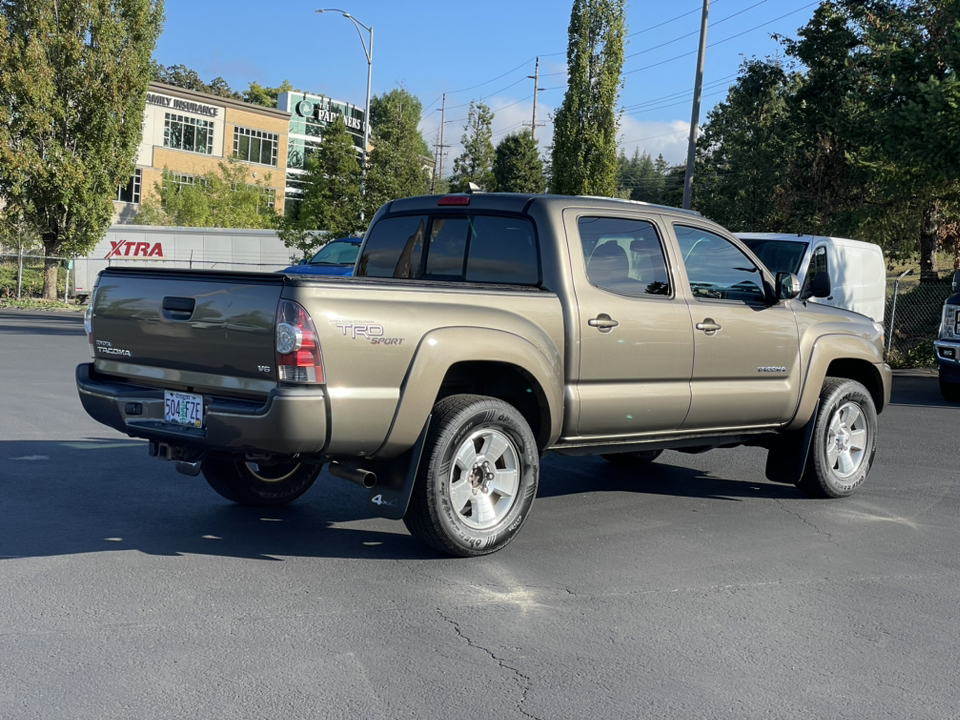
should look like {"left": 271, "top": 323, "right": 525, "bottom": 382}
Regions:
{"left": 601, "top": 449, "right": 663, "bottom": 466}
{"left": 796, "top": 377, "right": 878, "bottom": 499}
{"left": 200, "top": 457, "right": 320, "bottom": 507}
{"left": 402, "top": 394, "right": 539, "bottom": 557}
{"left": 939, "top": 375, "right": 960, "bottom": 403}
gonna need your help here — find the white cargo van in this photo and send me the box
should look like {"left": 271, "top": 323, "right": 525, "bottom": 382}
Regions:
{"left": 73, "top": 225, "right": 295, "bottom": 301}
{"left": 736, "top": 233, "right": 886, "bottom": 323}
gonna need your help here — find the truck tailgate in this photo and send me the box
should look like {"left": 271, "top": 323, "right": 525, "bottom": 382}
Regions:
{"left": 91, "top": 268, "right": 283, "bottom": 389}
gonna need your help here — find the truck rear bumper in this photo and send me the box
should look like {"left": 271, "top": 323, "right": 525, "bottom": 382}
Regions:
{"left": 76, "top": 363, "right": 328, "bottom": 456}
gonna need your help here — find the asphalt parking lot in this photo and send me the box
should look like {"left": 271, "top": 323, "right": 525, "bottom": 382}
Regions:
{"left": 1, "top": 308, "right": 958, "bottom": 720}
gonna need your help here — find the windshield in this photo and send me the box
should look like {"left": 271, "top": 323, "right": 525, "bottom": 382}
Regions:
{"left": 309, "top": 241, "right": 360, "bottom": 265}
{"left": 739, "top": 238, "right": 808, "bottom": 275}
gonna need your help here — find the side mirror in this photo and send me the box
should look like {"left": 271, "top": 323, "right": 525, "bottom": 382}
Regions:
{"left": 777, "top": 272, "right": 801, "bottom": 300}
{"left": 299, "top": 258, "right": 309, "bottom": 265}
{"left": 952, "top": 270, "right": 960, "bottom": 294}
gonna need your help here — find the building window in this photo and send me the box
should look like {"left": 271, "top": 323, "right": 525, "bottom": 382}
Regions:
{"left": 261, "top": 187, "right": 276, "bottom": 209}
{"left": 165, "top": 173, "right": 208, "bottom": 192}
{"left": 164, "top": 112, "right": 214, "bottom": 154}
{"left": 234, "top": 126, "right": 279, "bottom": 166}
{"left": 117, "top": 168, "right": 142, "bottom": 204}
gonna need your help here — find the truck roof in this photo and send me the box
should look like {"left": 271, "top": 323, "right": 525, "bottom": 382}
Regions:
{"left": 385, "top": 193, "right": 703, "bottom": 219}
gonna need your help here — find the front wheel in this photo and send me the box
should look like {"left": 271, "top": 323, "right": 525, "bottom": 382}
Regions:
{"left": 940, "top": 374, "right": 960, "bottom": 403}
{"left": 403, "top": 394, "right": 539, "bottom": 557}
{"left": 796, "top": 378, "right": 878, "bottom": 499}
{"left": 200, "top": 457, "right": 321, "bottom": 506}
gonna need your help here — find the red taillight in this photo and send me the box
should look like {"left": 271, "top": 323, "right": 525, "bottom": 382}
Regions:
{"left": 84, "top": 299, "right": 95, "bottom": 358}
{"left": 276, "top": 300, "right": 324, "bottom": 383}
{"left": 438, "top": 195, "right": 470, "bottom": 206}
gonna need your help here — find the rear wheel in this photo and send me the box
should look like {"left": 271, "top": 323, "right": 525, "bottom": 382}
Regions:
{"left": 796, "top": 378, "right": 877, "bottom": 499}
{"left": 601, "top": 449, "right": 663, "bottom": 466}
{"left": 403, "top": 394, "right": 539, "bottom": 557}
{"left": 200, "top": 457, "right": 320, "bottom": 506}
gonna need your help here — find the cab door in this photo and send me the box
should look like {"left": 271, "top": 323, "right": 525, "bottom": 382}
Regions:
{"left": 672, "top": 224, "right": 802, "bottom": 430}
{"left": 564, "top": 211, "right": 694, "bottom": 439}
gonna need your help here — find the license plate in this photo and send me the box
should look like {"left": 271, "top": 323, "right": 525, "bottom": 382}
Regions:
{"left": 164, "top": 391, "right": 203, "bottom": 428}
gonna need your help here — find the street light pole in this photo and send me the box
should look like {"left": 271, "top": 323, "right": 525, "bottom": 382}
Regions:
{"left": 316, "top": 8, "right": 373, "bottom": 178}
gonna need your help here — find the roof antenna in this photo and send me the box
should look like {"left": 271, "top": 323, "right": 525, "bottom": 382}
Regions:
{"left": 466, "top": 182, "right": 482, "bottom": 194}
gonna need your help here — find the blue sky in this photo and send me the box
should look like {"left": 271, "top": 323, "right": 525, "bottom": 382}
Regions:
{"left": 153, "top": 0, "right": 822, "bottom": 167}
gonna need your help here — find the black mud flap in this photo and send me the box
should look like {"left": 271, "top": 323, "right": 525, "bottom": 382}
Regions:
{"left": 765, "top": 400, "right": 819, "bottom": 485}
{"left": 365, "top": 416, "right": 432, "bottom": 520}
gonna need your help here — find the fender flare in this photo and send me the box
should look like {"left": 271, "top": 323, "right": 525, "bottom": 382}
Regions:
{"left": 786, "top": 333, "right": 890, "bottom": 431}
{"left": 374, "top": 326, "right": 564, "bottom": 457}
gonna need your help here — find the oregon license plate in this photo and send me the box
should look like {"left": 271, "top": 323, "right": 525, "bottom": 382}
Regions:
{"left": 164, "top": 391, "right": 203, "bottom": 428}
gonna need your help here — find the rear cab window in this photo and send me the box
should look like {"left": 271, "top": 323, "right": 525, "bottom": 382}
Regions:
{"left": 356, "top": 213, "right": 540, "bottom": 286}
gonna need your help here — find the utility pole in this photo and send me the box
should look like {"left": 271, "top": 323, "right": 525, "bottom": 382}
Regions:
{"left": 682, "top": 0, "right": 709, "bottom": 210}
{"left": 432, "top": 94, "right": 449, "bottom": 193}
{"left": 525, "top": 57, "right": 545, "bottom": 140}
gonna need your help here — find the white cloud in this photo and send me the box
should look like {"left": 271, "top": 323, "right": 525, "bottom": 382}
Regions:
{"left": 419, "top": 97, "right": 693, "bottom": 176}
{"left": 617, "top": 116, "right": 691, "bottom": 167}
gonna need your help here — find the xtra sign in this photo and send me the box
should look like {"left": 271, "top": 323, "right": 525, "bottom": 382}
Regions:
{"left": 105, "top": 240, "right": 164, "bottom": 258}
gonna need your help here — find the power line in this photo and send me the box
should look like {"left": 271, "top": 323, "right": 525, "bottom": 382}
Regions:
{"left": 626, "top": 2, "right": 714, "bottom": 38}
{"left": 623, "top": 1, "right": 819, "bottom": 76}
{"left": 624, "top": 0, "right": 769, "bottom": 60}
{"left": 625, "top": 88, "right": 729, "bottom": 115}
{"left": 622, "top": 73, "right": 738, "bottom": 111}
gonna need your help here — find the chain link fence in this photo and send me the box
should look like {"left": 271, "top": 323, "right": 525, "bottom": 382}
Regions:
{"left": 0, "top": 253, "right": 71, "bottom": 301}
{"left": 884, "top": 274, "right": 953, "bottom": 368}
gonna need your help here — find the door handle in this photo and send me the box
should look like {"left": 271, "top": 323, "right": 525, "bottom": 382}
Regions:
{"left": 696, "top": 318, "right": 722, "bottom": 335}
{"left": 588, "top": 314, "right": 619, "bottom": 333}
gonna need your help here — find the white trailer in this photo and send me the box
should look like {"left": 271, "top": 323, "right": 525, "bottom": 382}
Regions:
{"left": 73, "top": 225, "right": 296, "bottom": 301}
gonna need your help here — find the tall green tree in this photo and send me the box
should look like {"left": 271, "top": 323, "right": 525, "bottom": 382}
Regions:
{"left": 617, "top": 149, "right": 667, "bottom": 204}
{"left": 151, "top": 62, "right": 240, "bottom": 99}
{"left": 365, "top": 87, "right": 431, "bottom": 213}
{"left": 135, "top": 159, "right": 279, "bottom": 228}
{"left": 838, "top": 0, "right": 960, "bottom": 280}
{"left": 550, "top": 0, "right": 625, "bottom": 196}
{"left": 277, "top": 116, "right": 364, "bottom": 257}
{"left": 0, "top": 0, "right": 165, "bottom": 299}
{"left": 449, "top": 101, "right": 496, "bottom": 192}
{"left": 493, "top": 132, "right": 545, "bottom": 193}
{"left": 694, "top": 59, "right": 798, "bottom": 231}
{"left": 244, "top": 79, "right": 294, "bottom": 108}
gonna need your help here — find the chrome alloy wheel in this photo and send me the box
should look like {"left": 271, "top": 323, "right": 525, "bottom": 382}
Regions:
{"left": 448, "top": 428, "right": 521, "bottom": 530}
{"left": 244, "top": 461, "right": 303, "bottom": 483}
{"left": 826, "top": 401, "right": 870, "bottom": 479}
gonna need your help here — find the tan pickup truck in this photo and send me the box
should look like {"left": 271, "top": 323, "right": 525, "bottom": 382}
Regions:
{"left": 77, "top": 193, "right": 892, "bottom": 556}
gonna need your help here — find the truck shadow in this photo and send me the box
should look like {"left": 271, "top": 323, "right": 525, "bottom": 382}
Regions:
{"left": 539, "top": 452, "right": 801, "bottom": 502}
{"left": 0, "top": 439, "right": 435, "bottom": 562}
{"left": 2, "top": 440, "right": 803, "bottom": 564}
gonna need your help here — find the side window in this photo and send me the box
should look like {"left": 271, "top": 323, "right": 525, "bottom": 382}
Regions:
{"left": 578, "top": 216, "right": 671, "bottom": 296}
{"left": 675, "top": 225, "right": 766, "bottom": 303}
{"left": 356, "top": 215, "right": 426, "bottom": 278}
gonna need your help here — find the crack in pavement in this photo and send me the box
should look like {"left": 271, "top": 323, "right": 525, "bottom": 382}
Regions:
{"left": 436, "top": 608, "right": 542, "bottom": 720}
{"left": 774, "top": 499, "right": 840, "bottom": 546}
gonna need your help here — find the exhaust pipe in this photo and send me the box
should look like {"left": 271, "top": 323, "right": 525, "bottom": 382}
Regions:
{"left": 329, "top": 461, "right": 377, "bottom": 489}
